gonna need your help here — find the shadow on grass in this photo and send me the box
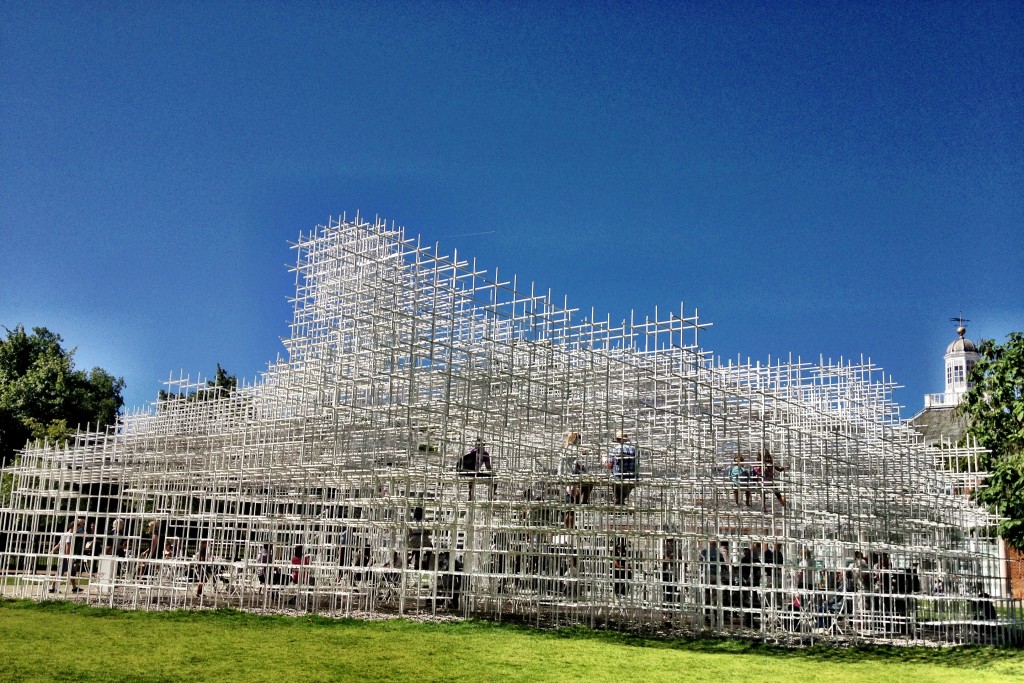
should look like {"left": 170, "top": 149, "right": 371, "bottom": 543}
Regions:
{"left": 537, "top": 622, "right": 1024, "bottom": 669}
{"left": 3, "top": 598, "right": 1019, "bottom": 670}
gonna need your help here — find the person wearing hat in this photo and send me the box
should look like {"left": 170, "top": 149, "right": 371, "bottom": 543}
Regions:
{"left": 457, "top": 437, "right": 493, "bottom": 501}
{"left": 604, "top": 430, "right": 637, "bottom": 504}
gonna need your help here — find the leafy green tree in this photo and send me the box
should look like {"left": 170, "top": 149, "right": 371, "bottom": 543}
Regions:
{"left": 961, "top": 332, "right": 1024, "bottom": 550}
{"left": 158, "top": 363, "right": 237, "bottom": 403}
{"left": 0, "top": 325, "right": 125, "bottom": 466}
{"left": 208, "top": 363, "right": 238, "bottom": 396}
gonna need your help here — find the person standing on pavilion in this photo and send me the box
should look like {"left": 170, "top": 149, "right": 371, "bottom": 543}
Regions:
{"left": 458, "top": 437, "right": 493, "bottom": 501}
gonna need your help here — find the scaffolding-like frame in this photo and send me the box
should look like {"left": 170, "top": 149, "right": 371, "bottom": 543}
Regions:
{"left": 1, "top": 216, "right": 1019, "bottom": 645}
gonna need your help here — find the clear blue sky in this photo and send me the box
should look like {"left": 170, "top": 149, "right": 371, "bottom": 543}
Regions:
{"left": 2, "top": 1, "right": 1021, "bottom": 417}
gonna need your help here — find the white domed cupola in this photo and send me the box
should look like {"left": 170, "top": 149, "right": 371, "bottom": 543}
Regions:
{"left": 944, "top": 324, "right": 980, "bottom": 402}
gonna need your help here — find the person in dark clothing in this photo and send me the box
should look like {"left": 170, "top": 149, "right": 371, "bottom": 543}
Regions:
{"left": 612, "top": 539, "right": 632, "bottom": 598}
{"left": 739, "top": 544, "right": 762, "bottom": 626}
{"left": 257, "top": 543, "right": 288, "bottom": 586}
{"left": 458, "top": 438, "right": 493, "bottom": 501}
{"left": 191, "top": 540, "right": 210, "bottom": 596}
{"left": 438, "top": 552, "right": 464, "bottom": 610}
{"left": 407, "top": 507, "right": 433, "bottom": 568}
{"left": 701, "top": 540, "right": 726, "bottom": 625}
{"left": 605, "top": 431, "right": 637, "bottom": 505}
{"left": 662, "top": 538, "right": 681, "bottom": 607}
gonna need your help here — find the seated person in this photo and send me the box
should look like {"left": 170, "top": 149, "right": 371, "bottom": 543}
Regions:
{"left": 257, "top": 544, "right": 288, "bottom": 586}
{"left": 352, "top": 546, "right": 372, "bottom": 583}
{"left": 973, "top": 589, "right": 998, "bottom": 621}
{"left": 407, "top": 507, "right": 434, "bottom": 568}
{"left": 291, "top": 545, "right": 313, "bottom": 586}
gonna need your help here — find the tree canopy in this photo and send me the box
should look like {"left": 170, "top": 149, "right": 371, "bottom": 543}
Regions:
{"left": 158, "top": 363, "right": 237, "bottom": 403}
{"left": 961, "top": 331, "right": 1024, "bottom": 550}
{"left": 0, "top": 325, "right": 125, "bottom": 467}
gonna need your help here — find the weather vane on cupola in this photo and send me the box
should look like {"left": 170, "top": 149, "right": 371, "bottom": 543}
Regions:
{"left": 950, "top": 312, "right": 969, "bottom": 337}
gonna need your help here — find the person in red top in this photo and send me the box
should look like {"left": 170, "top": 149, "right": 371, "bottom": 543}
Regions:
{"left": 291, "top": 545, "right": 312, "bottom": 585}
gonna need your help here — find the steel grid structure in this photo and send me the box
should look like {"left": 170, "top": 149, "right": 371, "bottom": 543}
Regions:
{"left": 1, "top": 216, "right": 1019, "bottom": 645}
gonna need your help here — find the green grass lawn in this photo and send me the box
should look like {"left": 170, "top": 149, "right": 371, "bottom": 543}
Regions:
{"left": 1, "top": 600, "right": 1022, "bottom": 682}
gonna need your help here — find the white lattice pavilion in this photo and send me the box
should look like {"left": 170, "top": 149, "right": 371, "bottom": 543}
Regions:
{"left": 1, "top": 216, "right": 1018, "bottom": 645}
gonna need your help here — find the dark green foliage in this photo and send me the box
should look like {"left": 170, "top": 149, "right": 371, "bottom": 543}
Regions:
{"left": 158, "top": 363, "right": 237, "bottom": 403}
{"left": 961, "top": 332, "right": 1024, "bottom": 550}
{"left": 976, "top": 452, "right": 1024, "bottom": 551}
{"left": 0, "top": 325, "right": 125, "bottom": 467}
{"left": 209, "top": 363, "right": 238, "bottom": 395}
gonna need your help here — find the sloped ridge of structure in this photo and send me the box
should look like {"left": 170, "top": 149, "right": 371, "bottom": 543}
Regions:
{"left": 1, "top": 216, "right": 1019, "bottom": 645}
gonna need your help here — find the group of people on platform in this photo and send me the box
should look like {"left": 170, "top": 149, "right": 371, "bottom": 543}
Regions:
{"left": 558, "top": 431, "right": 639, "bottom": 525}
{"left": 727, "top": 449, "right": 786, "bottom": 510}
{"left": 454, "top": 432, "right": 795, "bottom": 522}
{"left": 455, "top": 430, "right": 642, "bottom": 508}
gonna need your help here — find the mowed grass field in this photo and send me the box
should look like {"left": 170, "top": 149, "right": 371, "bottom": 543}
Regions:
{"left": 1, "top": 600, "right": 1022, "bottom": 683}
